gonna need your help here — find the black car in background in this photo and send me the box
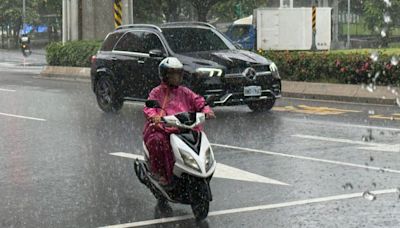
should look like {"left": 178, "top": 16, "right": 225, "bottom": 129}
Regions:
{"left": 90, "top": 22, "right": 281, "bottom": 112}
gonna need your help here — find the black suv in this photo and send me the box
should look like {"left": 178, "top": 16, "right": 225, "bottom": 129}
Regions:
{"left": 91, "top": 22, "right": 281, "bottom": 112}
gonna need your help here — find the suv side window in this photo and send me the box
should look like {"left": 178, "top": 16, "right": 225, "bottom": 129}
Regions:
{"left": 101, "top": 32, "right": 124, "bottom": 51}
{"left": 114, "top": 31, "right": 144, "bottom": 53}
{"left": 143, "top": 32, "right": 165, "bottom": 53}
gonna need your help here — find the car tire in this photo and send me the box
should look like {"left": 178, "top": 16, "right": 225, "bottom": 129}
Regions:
{"left": 247, "top": 98, "right": 275, "bottom": 112}
{"left": 95, "top": 75, "right": 123, "bottom": 112}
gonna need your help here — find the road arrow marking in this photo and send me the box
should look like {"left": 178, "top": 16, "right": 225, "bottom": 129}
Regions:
{"left": 370, "top": 114, "right": 400, "bottom": 121}
{"left": 273, "top": 105, "right": 361, "bottom": 115}
{"left": 293, "top": 134, "right": 400, "bottom": 153}
{"left": 109, "top": 152, "right": 289, "bottom": 186}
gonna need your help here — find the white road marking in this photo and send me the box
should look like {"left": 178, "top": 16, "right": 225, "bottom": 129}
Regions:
{"left": 211, "top": 143, "right": 400, "bottom": 174}
{"left": 0, "top": 112, "right": 46, "bottom": 121}
{"left": 285, "top": 118, "right": 400, "bottom": 132}
{"left": 214, "top": 163, "right": 289, "bottom": 185}
{"left": 0, "top": 88, "right": 16, "bottom": 92}
{"left": 109, "top": 152, "right": 289, "bottom": 185}
{"left": 110, "top": 152, "right": 143, "bottom": 160}
{"left": 293, "top": 134, "right": 400, "bottom": 153}
{"left": 99, "top": 188, "right": 398, "bottom": 228}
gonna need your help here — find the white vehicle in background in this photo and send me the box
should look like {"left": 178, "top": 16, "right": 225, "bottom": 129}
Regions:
{"left": 226, "top": 7, "right": 332, "bottom": 50}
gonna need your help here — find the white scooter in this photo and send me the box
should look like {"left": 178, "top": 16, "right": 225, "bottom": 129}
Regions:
{"left": 134, "top": 100, "right": 217, "bottom": 221}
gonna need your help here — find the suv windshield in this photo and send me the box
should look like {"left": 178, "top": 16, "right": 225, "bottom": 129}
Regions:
{"left": 162, "top": 27, "right": 235, "bottom": 53}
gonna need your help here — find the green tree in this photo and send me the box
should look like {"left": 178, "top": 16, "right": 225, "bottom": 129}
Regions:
{"left": 189, "top": 0, "right": 224, "bottom": 22}
{"left": 0, "top": 0, "right": 42, "bottom": 42}
{"left": 211, "top": 0, "right": 268, "bottom": 22}
{"left": 362, "top": 0, "right": 400, "bottom": 47}
{"left": 0, "top": 0, "right": 62, "bottom": 43}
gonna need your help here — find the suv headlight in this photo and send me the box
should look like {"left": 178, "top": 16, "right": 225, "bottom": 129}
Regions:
{"left": 269, "top": 62, "right": 280, "bottom": 79}
{"left": 196, "top": 68, "right": 223, "bottom": 77}
{"left": 270, "top": 62, "right": 278, "bottom": 73}
{"left": 179, "top": 149, "right": 201, "bottom": 171}
{"left": 205, "top": 148, "right": 214, "bottom": 171}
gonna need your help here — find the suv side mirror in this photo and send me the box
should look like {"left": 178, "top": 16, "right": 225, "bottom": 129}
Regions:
{"left": 149, "top": 49, "right": 165, "bottom": 58}
{"left": 145, "top": 100, "right": 161, "bottom": 108}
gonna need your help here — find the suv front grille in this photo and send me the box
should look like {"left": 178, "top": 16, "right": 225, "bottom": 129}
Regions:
{"left": 225, "top": 64, "right": 270, "bottom": 76}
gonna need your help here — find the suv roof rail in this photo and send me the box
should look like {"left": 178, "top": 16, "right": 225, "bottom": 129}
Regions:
{"left": 116, "top": 24, "right": 162, "bottom": 32}
{"left": 161, "top": 22, "right": 216, "bottom": 29}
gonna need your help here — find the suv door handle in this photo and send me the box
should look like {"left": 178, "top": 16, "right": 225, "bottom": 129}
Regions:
{"left": 111, "top": 57, "right": 118, "bottom": 61}
{"left": 138, "top": 60, "right": 145, "bottom": 64}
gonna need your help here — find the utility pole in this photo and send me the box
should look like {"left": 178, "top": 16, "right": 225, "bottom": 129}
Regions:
{"left": 62, "top": 0, "right": 67, "bottom": 44}
{"left": 346, "top": 0, "right": 351, "bottom": 48}
{"left": 311, "top": 0, "right": 317, "bottom": 51}
{"left": 22, "top": 0, "right": 26, "bottom": 34}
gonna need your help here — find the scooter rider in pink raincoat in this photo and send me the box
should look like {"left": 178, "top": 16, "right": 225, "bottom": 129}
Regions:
{"left": 143, "top": 57, "right": 215, "bottom": 186}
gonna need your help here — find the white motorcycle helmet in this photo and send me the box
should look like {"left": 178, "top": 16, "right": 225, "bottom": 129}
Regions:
{"left": 159, "top": 57, "right": 184, "bottom": 84}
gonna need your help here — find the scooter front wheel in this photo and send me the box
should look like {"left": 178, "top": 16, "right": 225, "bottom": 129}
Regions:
{"left": 191, "top": 199, "right": 209, "bottom": 221}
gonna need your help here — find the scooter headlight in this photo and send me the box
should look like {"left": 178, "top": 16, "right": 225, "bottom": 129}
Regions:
{"left": 180, "top": 150, "right": 201, "bottom": 172}
{"left": 205, "top": 148, "right": 214, "bottom": 171}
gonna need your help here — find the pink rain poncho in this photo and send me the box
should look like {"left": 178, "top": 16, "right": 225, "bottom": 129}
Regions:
{"left": 143, "top": 83, "right": 212, "bottom": 184}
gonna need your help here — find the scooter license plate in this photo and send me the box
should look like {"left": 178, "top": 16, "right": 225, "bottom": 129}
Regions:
{"left": 244, "top": 86, "right": 262, "bottom": 96}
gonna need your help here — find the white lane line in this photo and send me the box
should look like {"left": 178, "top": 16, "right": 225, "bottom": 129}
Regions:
{"left": 293, "top": 134, "right": 382, "bottom": 146}
{"left": 99, "top": 188, "right": 398, "bottom": 228}
{"left": 0, "top": 112, "right": 46, "bottom": 121}
{"left": 211, "top": 143, "right": 400, "bottom": 174}
{"left": 0, "top": 88, "right": 16, "bottom": 92}
{"left": 284, "top": 118, "right": 400, "bottom": 132}
{"left": 110, "top": 152, "right": 289, "bottom": 185}
{"left": 293, "top": 134, "right": 400, "bottom": 153}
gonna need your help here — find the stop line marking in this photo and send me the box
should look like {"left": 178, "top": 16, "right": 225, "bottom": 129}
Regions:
{"left": 100, "top": 188, "right": 399, "bottom": 228}
{"left": 0, "top": 112, "right": 46, "bottom": 121}
{"left": 211, "top": 143, "right": 400, "bottom": 174}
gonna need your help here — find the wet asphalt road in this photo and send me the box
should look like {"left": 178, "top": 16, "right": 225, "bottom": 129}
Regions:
{"left": 1, "top": 65, "right": 400, "bottom": 228}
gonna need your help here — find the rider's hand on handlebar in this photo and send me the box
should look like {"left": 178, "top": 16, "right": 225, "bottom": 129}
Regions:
{"left": 205, "top": 111, "right": 216, "bottom": 119}
{"left": 150, "top": 116, "right": 162, "bottom": 124}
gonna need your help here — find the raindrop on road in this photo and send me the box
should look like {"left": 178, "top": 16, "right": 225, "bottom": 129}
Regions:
{"left": 362, "top": 191, "right": 377, "bottom": 201}
{"left": 342, "top": 183, "right": 354, "bottom": 190}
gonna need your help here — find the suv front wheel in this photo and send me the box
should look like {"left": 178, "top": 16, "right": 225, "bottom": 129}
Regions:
{"left": 95, "top": 75, "right": 123, "bottom": 112}
{"left": 247, "top": 98, "right": 275, "bottom": 112}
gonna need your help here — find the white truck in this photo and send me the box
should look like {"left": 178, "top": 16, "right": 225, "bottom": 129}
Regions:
{"left": 225, "top": 7, "right": 332, "bottom": 50}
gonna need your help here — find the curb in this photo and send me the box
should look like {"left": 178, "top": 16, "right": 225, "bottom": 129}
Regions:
{"left": 281, "top": 81, "right": 398, "bottom": 105}
{"left": 39, "top": 66, "right": 91, "bottom": 82}
{"left": 39, "top": 66, "right": 399, "bottom": 105}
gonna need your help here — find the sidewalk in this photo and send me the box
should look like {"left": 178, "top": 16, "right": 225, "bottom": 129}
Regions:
{"left": 39, "top": 66, "right": 399, "bottom": 105}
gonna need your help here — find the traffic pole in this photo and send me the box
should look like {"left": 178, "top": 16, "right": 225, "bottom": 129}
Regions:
{"left": 114, "top": 0, "right": 123, "bottom": 29}
{"left": 311, "top": 5, "right": 317, "bottom": 51}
